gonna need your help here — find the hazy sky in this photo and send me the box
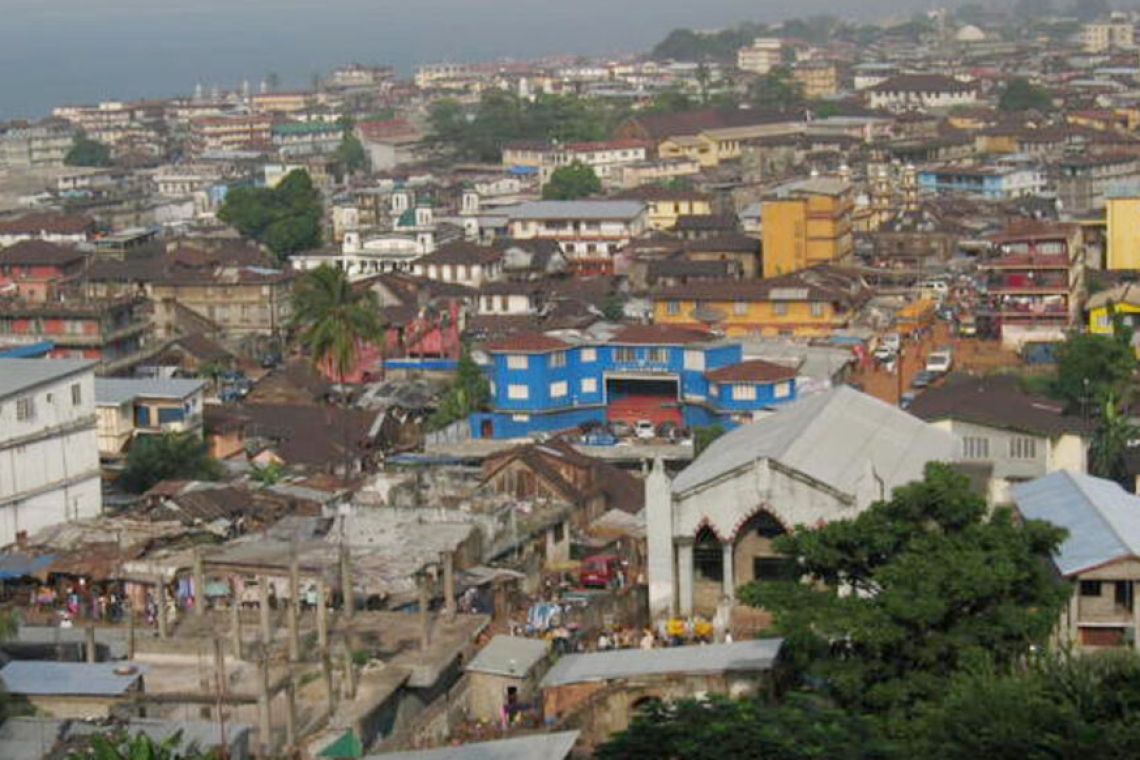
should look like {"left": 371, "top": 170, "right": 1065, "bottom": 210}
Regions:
{"left": 0, "top": 0, "right": 965, "bottom": 119}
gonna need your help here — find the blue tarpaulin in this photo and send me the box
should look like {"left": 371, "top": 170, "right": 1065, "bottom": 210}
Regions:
{"left": 0, "top": 553, "right": 57, "bottom": 580}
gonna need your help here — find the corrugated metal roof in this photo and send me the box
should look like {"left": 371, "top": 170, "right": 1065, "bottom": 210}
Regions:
{"left": 361, "top": 731, "right": 579, "bottom": 760}
{"left": 672, "top": 386, "right": 958, "bottom": 498}
{"left": 0, "top": 358, "right": 95, "bottom": 401}
{"left": 465, "top": 635, "right": 549, "bottom": 677}
{"left": 1013, "top": 471, "right": 1140, "bottom": 576}
{"left": 508, "top": 200, "right": 645, "bottom": 221}
{"left": 0, "top": 661, "right": 147, "bottom": 696}
{"left": 540, "top": 639, "right": 782, "bottom": 688}
{"left": 95, "top": 377, "right": 205, "bottom": 405}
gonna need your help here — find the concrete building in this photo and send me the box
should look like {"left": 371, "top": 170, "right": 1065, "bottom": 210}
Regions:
{"left": 866, "top": 74, "right": 978, "bottom": 111}
{"left": 0, "top": 298, "right": 152, "bottom": 372}
{"left": 918, "top": 163, "right": 1045, "bottom": 200}
{"left": 1106, "top": 185, "right": 1140, "bottom": 270}
{"left": 0, "top": 662, "right": 146, "bottom": 719}
{"left": 0, "top": 213, "right": 94, "bottom": 248}
{"left": 0, "top": 241, "right": 86, "bottom": 302}
{"left": 1055, "top": 154, "right": 1140, "bottom": 215}
{"left": 646, "top": 387, "right": 957, "bottom": 618}
{"left": 507, "top": 200, "right": 648, "bottom": 276}
{"left": 910, "top": 375, "right": 1089, "bottom": 504}
{"left": 0, "top": 121, "right": 73, "bottom": 169}
{"left": 188, "top": 115, "right": 274, "bottom": 155}
{"left": 1013, "top": 471, "right": 1140, "bottom": 649}
{"left": 737, "top": 38, "right": 784, "bottom": 75}
{"left": 464, "top": 635, "right": 550, "bottom": 723}
{"left": 792, "top": 60, "right": 841, "bottom": 99}
{"left": 94, "top": 377, "right": 206, "bottom": 461}
{"left": 1083, "top": 21, "right": 1135, "bottom": 52}
{"left": 0, "top": 358, "right": 101, "bottom": 547}
{"left": 150, "top": 265, "right": 294, "bottom": 341}
{"left": 761, "top": 177, "right": 854, "bottom": 278}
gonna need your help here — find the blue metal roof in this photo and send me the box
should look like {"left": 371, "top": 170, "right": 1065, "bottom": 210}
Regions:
{"left": 0, "top": 662, "right": 147, "bottom": 696}
{"left": 0, "top": 342, "right": 54, "bottom": 359}
{"left": 0, "top": 552, "right": 56, "bottom": 580}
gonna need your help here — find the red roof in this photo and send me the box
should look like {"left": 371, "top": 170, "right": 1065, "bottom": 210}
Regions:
{"left": 0, "top": 212, "right": 94, "bottom": 236}
{"left": 484, "top": 332, "right": 570, "bottom": 353}
{"left": 705, "top": 359, "right": 797, "bottom": 384}
{"left": 610, "top": 324, "right": 712, "bottom": 345}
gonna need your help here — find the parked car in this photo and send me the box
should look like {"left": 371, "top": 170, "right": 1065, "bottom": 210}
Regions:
{"left": 873, "top": 346, "right": 896, "bottom": 363}
{"left": 911, "top": 370, "right": 936, "bottom": 389}
{"left": 634, "top": 420, "right": 656, "bottom": 440}
{"left": 926, "top": 351, "right": 953, "bottom": 374}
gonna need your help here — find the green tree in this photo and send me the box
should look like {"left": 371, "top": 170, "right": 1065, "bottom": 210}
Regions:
{"left": 334, "top": 131, "right": 369, "bottom": 178}
{"left": 292, "top": 265, "right": 384, "bottom": 386}
{"left": 65, "top": 134, "right": 112, "bottom": 167}
{"left": 1053, "top": 329, "right": 1134, "bottom": 414}
{"left": 1089, "top": 394, "right": 1138, "bottom": 485}
{"left": 602, "top": 291, "right": 626, "bottom": 322}
{"left": 119, "top": 433, "right": 223, "bottom": 494}
{"left": 692, "top": 424, "right": 726, "bottom": 457}
{"left": 739, "top": 463, "right": 1070, "bottom": 714}
{"left": 429, "top": 351, "right": 491, "bottom": 431}
{"left": 217, "top": 169, "right": 323, "bottom": 260}
{"left": 646, "top": 88, "right": 697, "bottom": 113}
{"left": 747, "top": 67, "right": 804, "bottom": 113}
{"left": 66, "top": 730, "right": 216, "bottom": 760}
{"left": 998, "top": 78, "right": 1053, "bottom": 112}
{"left": 542, "top": 162, "right": 602, "bottom": 200}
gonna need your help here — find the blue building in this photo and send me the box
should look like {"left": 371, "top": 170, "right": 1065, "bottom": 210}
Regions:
{"left": 470, "top": 325, "right": 797, "bottom": 439}
{"left": 917, "top": 163, "right": 1043, "bottom": 200}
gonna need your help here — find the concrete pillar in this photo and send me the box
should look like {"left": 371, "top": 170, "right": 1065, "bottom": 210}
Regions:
{"left": 676, "top": 538, "right": 694, "bottom": 618}
{"left": 258, "top": 574, "right": 271, "bottom": 651}
{"left": 156, "top": 579, "right": 169, "bottom": 639}
{"left": 127, "top": 606, "right": 136, "bottom": 659}
{"left": 230, "top": 599, "right": 243, "bottom": 660}
{"left": 322, "top": 652, "right": 336, "bottom": 717}
{"left": 213, "top": 637, "right": 228, "bottom": 722}
{"left": 192, "top": 549, "right": 206, "bottom": 617}
{"left": 340, "top": 544, "right": 355, "bottom": 620}
{"left": 721, "top": 541, "right": 736, "bottom": 604}
{"left": 418, "top": 573, "right": 431, "bottom": 651}
{"left": 85, "top": 625, "right": 97, "bottom": 663}
{"left": 441, "top": 550, "right": 456, "bottom": 623}
{"left": 257, "top": 656, "right": 272, "bottom": 755}
{"left": 1133, "top": 582, "right": 1140, "bottom": 652}
{"left": 1068, "top": 587, "right": 1080, "bottom": 647}
{"left": 645, "top": 458, "right": 676, "bottom": 619}
{"left": 316, "top": 582, "right": 329, "bottom": 651}
{"left": 288, "top": 551, "right": 300, "bottom": 662}
{"left": 284, "top": 675, "right": 297, "bottom": 748}
{"left": 342, "top": 646, "right": 357, "bottom": 700}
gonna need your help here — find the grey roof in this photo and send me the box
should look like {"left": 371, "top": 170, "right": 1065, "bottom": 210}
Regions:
{"left": 1013, "top": 471, "right": 1140, "bottom": 576}
{"left": 95, "top": 377, "right": 205, "bottom": 406}
{"left": 672, "top": 386, "right": 958, "bottom": 497}
{"left": 0, "top": 358, "right": 95, "bottom": 401}
{"left": 540, "top": 639, "right": 783, "bottom": 688}
{"left": 0, "top": 717, "right": 66, "bottom": 760}
{"left": 465, "top": 635, "right": 549, "bottom": 677}
{"left": 0, "top": 661, "right": 147, "bottom": 696}
{"left": 362, "top": 731, "right": 579, "bottom": 760}
{"left": 509, "top": 200, "right": 645, "bottom": 221}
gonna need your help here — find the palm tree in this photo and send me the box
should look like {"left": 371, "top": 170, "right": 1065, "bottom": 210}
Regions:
{"left": 292, "top": 265, "right": 384, "bottom": 479}
{"left": 1090, "top": 394, "right": 1139, "bottom": 487}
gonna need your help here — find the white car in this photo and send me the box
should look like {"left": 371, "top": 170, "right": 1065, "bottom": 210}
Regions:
{"left": 634, "top": 420, "right": 656, "bottom": 440}
{"left": 873, "top": 346, "right": 896, "bottom": 363}
{"left": 925, "top": 351, "right": 953, "bottom": 374}
{"left": 882, "top": 333, "right": 901, "bottom": 352}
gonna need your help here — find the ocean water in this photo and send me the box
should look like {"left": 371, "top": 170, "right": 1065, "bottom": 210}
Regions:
{"left": 0, "top": 0, "right": 926, "bottom": 120}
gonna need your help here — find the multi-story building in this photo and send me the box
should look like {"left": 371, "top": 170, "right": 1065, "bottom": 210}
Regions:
{"left": 507, "top": 200, "right": 648, "bottom": 276}
{"left": 250, "top": 91, "right": 317, "bottom": 114}
{"left": 737, "top": 38, "right": 784, "bottom": 75}
{"left": 0, "top": 241, "right": 87, "bottom": 302}
{"left": 652, "top": 265, "right": 866, "bottom": 338}
{"left": 94, "top": 377, "right": 206, "bottom": 461}
{"left": 978, "top": 223, "right": 1084, "bottom": 348}
{"left": 614, "top": 187, "right": 713, "bottom": 231}
{"left": 0, "top": 298, "right": 152, "bottom": 372}
{"left": 271, "top": 121, "right": 344, "bottom": 157}
{"left": 414, "top": 63, "right": 472, "bottom": 90}
{"left": 616, "top": 157, "right": 702, "bottom": 189}
{"left": 917, "top": 163, "right": 1045, "bottom": 200}
{"left": 1082, "top": 21, "right": 1135, "bottom": 52}
{"left": 411, "top": 242, "right": 503, "bottom": 289}
{"left": 1105, "top": 185, "right": 1140, "bottom": 270}
{"left": 0, "top": 358, "right": 101, "bottom": 545}
{"left": 501, "top": 140, "right": 649, "bottom": 184}
{"left": 792, "top": 60, "right": 841, "bottom": 99}
{"left": 188, "top": 115, "right": 274, "bottom": 155}
{"left": 150, "top": 265, "right": 294, "bottom": 341}
{"left": 1055, "top": 154, "right": 1140, "bottom": 214}
{"left": 866, "top": 74, "right": 978, "bottom": 112}
{"left": 469, "top": 325, "right": 798, "bottom": 439}
{"left": 761, "top": 177, "right": 854, "bottom": 278}
{"left": 0, "top": 213, "right": 94, "bottom": 248}
{"left": 0, "top": 121, "right": 74, "bottom": 169}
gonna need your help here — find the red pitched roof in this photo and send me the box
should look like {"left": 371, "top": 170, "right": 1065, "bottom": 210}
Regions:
{"left": 609, "top": 324, "right": 712, "bottom": 345}
{"left": 484, "top": 332, "right": 570, "bottom": 353}
{"left": 705, "top": 359, "right": 796, "bottom": 384}
{"left": 0, "top": 212, "right": 94, "bottom": 236}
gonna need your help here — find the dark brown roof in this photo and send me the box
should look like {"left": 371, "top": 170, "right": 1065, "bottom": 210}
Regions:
{"left": 205, "top": 402, "right": 381, "bottom": 467}
{"left": 172, "top": 333, "right": 233, "bottom": 363}
{"left": 416, "top": 241, "right": 504, "bottom": 267}
{"left": 0, "top": 239, "right": 86, "bottom": 266}
{"left": 684, "top": 234, "right": 761, "bottom": 254}
{"left": 0, "top": 212, "right": 94, "bottom": 236}
{"left": 653, "top": 266, "right": 866, "bottom": 304}
{"left": 674, "top": 214, "right": 738, "bottom": 232}
{"left": 620, "top": 108, "right": 799, "bottom": 141}
{"left": 908, "top": 374, "right": 1090, "bottom": 437}
{"left": 612, "top": 186, "right": 712, "bottom": 203}
{"left": 869, "top": 74, "right": 978, "bottom": 94}
{"left": 705, "top": 359, "right": 797, "bottom": 384}
{"left": 484, "top": 332, "right": 569, "bottom": 353}
{"left": 610, "top": 324, "right": 712, "bottom": 345}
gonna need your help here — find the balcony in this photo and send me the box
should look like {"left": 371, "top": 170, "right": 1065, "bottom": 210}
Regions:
{"left": 985, "top": 275, "right": 1070, "bottom": 295}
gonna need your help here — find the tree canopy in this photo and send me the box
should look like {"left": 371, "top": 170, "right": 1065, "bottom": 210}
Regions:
{"left": 998, "top": 78, "right": 1053, "bottom": 112}
{"left": 429, "top": 351, "right": 491, "bottom": 431}
{"left": 650, "top": 24, "right": 769, "bottom": 62}
{"left": 747, "top": 67, "right": 805, "bottom": 113}
{"left": 292, "top": 264, "right": 385, "bottom": 382}
{"left": 542, "top": 162, "right": 601, "bottom": 200}
{"left": 217, "top": 169, "right": 323, "bottom": 260}
{"left": 1052, "top": 327, "right": 1134, "bottom": 414}
{"left": 65, "top": 134, "right": 112, "bottom": 167}
{"left": 119, "top": 432, "right": 222, "bottom": 494}
{"left": 739, "top": 463, "right": 1069, "bottom": 714}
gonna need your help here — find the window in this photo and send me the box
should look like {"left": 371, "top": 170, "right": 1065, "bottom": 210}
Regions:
{"left": 1117, "top": 581, "right": 1134, "bottom": 611}
{"left": 580, "top": 347, "right": 597, "bottom": 363}
{"left": 549, "top": 351, "right": 567, "bottom": 368}
{"left": 507, "top": 384, "right": 529, "bottom": 400}
{"left": 1009, "top": 437, "right": 1038, "bottom": 460}
{"left": 550, "top": 380, "right": 568, "bottom": 398}
{"left": 774, "top": 382, "right": 791, "bottom": 399}
{"left": 772, "top": 302, "right": 788, "bottom": 316}
{"left": 734, "top": 300, "right": 748, "bottom": 316}
{"left": 667, "top": 300, "right": 681, "bottom": 316}
{"left": 15, "top": 396, "right": 35, "bottom": 422}
{"left": 648, "top": 348, "right": 668, "bottom": 363}
{"left": 581, "top": 377, "right": 598, "bottom": 393}
{"left": 962, "top": 436, "right": 989, "bottom": 459}
{"left": 499, "top": 295, "right": 509, "bottom": 311}
{"left": 511, "top": 413, "right": 531, "bottom": 422}
{"left": 157, "top": 407, "right": 186, "bottom": 424}
{"left": 614, "top": 347, "right": 637, "bottom": 363}
{"left": 811, "top": 301, "right": 825, "bottom": 317}
{"left": 733, "top": 384, "right": 757, "bottom": 401}
{"left": 1080, "top": 580, "right": 1102, "bottom": 597}
{"left": 683, "top": 350, "right": 705, "bottom": 371}
{"left": 70, "top": 383, "right": 81, "bottom": 406}
{"left": 1096, "top": 313, "right": 1111, "bottom": 329}
{"left": 506, "top": 355, "right": 528, "bottom": 370}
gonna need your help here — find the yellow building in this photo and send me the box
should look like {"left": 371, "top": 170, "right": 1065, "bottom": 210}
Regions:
{"left": 1106, "top": 191, "right": 1140, "bottom": 270}
{"left": 792, "top": 61, "right": 840, "bottom": 99}
{"left": 651, "top": 266, "right": 865, "bottom": 337}
{"left": 1088, "top": 284, "right": 1140, "bottom": 342}
{"left": 614, "top": 187, "right": 713, "bottom": 230}
{"left": 658, "top": 123, "right": 801, "bottom": 169}
{"left": 761, "top": 177, "right": 854, "bottom": 278}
